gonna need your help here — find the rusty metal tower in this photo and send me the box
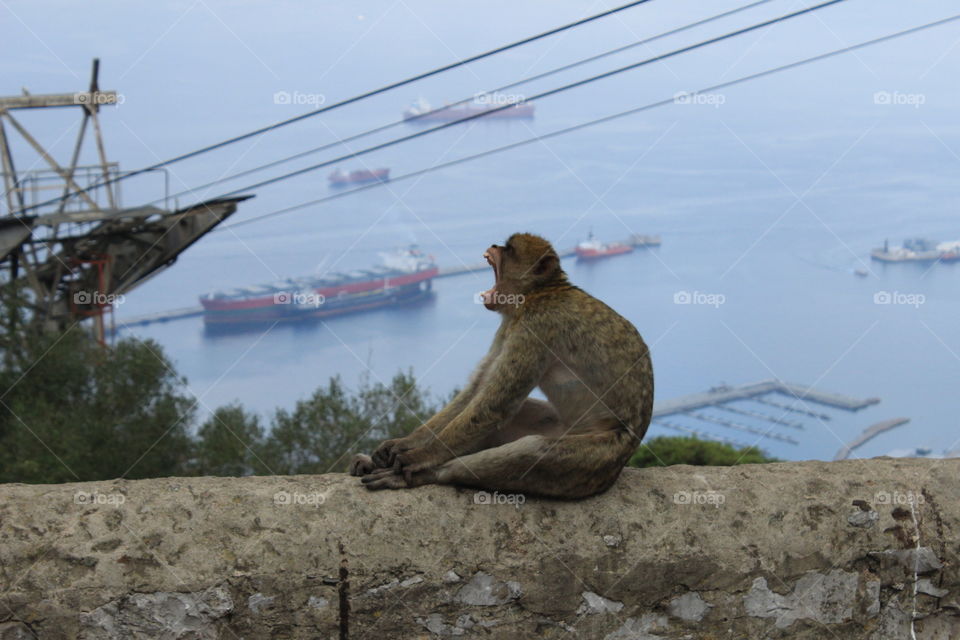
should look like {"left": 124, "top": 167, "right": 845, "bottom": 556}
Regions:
{"left": 0, "top": 59, "right": 250, "bottom": 343}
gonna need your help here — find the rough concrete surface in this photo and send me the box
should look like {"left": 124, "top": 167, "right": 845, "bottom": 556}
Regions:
{"left": 0, "top": 458, "right": 958, "bottom": 639}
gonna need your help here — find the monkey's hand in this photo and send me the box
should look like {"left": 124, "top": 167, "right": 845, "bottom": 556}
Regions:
{"left": 393, "top": 443, "right": 454, "bottom": 481}
{"left": 372, "top": 429, "right": 435, "bottom": 468}
{"left": 371, "top": 438, "right": 408, "bottom": 468}
{"left": 349, "top": 454, "right": 376, "bottom": 477}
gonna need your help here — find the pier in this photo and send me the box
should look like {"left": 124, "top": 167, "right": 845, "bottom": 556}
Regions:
{"left": 833, "top": 417, "right": 911, "bottom": 461}
{"left": 649, "top": 380, "right": 884, "bottom": 448}
{"left": 116, "top": 306, "right": 204, "bottom": 329}
{"left": 652, "top": 380, "right": 879, "bottom": 416}
{"left": 653, "top": 418, "right": 750, "bottom": 449}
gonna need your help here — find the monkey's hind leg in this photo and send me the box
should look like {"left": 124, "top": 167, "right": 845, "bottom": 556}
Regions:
{"left": 436, "top": 431, "right": 634, "bottom": 499}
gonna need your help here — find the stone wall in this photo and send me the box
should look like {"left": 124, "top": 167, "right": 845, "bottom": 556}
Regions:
{"left": 0, "top": 458, "right": 957, "bottom": 639}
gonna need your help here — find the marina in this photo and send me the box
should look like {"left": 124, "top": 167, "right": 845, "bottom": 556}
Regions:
{"left": 649, "top": 380, "right": 887, "bottom": 448}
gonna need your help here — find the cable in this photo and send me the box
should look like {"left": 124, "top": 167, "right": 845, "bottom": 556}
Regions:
{"left": 203, "top": 0, "right": 851, "bottom": 201}
{"left": 20, "top": 0, "right": 657, "bottom": 214}
{"left": 158, "top": 0, "right": 779, "bottom": 205}
{"left": 219, "top": 13, "right": 960, "bottom": 232}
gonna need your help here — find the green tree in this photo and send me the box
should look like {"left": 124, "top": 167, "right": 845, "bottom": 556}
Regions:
{"left": 191, "top": 403, "right": 266, "bottom": 476}
{"left": 0, "top": 326, "right": 195, "bottom": 483}
{"left": 258, "top": 370, "right": 440, "bottom": 475}
{"left": 630, "top": 436, "right": 778, "bottom": 468}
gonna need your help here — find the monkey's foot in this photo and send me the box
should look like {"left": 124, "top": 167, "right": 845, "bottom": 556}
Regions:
{"left": 360, "top": 467, "right": 438, "bottom": 490}
{"left": 360, "top": 468, "right": 409, "bottom": 490}
{"left": 349, "top": 454, "right": 376, "bottom": 477}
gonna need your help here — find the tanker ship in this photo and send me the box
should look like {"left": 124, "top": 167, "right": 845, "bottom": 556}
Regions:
{"left": 200, "top": 247, "right": 437, "bottom": 326}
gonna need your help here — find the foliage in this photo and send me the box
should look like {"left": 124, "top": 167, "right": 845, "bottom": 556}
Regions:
{"left": 257, "top": 370, "right": 439, "bottom": 475}
{"left": 0, "top": 326, "right": 195, "bottom": 483}
{"left": 191, "top": 403, "right": 266, "bottom": 477}
{"left": 629, "top": 436, "right": 778, "bottom": 468}
{"left": 0, "top": 309, "right": 442, "bottom": 482}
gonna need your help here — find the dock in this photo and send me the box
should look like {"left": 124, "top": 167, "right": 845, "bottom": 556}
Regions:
{"left": 653, "top": 418, "right": 750, "bottom": 449}
{"left": 652, "top": 380, "right": 879, "bottom": 417}
{"left": 649, "top": 379, "right": 884, "bottom": 448}
{"left": 115, "top": 306, "right": 203, "bottom": 330}
{"left": 832, "top": 417, "right": 910, "bottom": 461}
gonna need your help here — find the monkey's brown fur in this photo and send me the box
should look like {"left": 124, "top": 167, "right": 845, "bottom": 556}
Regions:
{"left": 351, "top": 233, "right": 653, "bottom": 499}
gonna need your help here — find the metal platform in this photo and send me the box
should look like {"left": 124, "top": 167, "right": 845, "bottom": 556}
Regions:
{"left": 0, "top": 60, "right": 251, "bottom": 342}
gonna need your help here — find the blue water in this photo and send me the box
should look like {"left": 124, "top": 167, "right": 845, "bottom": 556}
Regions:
{"left": 9, "top": 0, "right": 957, "bottom": 461}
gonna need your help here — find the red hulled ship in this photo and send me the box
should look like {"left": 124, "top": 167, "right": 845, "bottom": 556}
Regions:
{"left": 200, "top": 247, "right": 437, "bottom": 326}
{"left": 574, "top": 232, "right": 634, "bottom": 260}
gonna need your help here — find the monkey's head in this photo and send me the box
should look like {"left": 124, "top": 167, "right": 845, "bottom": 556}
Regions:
{"left": 481, "top": 233, "right": 566, "bottom": 312}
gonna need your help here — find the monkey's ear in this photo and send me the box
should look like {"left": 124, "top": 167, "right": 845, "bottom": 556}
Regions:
{"left": 533, "top": 254, "right": 558, "bottom": 276}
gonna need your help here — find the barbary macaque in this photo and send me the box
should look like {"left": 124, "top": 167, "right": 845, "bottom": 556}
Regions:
{"left": 351, "top": 232, "right": 653, "bottom": 498}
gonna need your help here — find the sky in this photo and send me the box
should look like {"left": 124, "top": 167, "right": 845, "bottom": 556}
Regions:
{"left": 3, "top": 0, "right": 959, "bottom": 213}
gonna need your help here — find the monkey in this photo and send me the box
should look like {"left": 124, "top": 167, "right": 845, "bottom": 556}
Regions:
{"left": 350, "top": 232, "right": 653, "bottom": 499}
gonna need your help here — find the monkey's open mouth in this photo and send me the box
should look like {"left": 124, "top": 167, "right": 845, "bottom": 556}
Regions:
{"left": 481, "top": 248, "right": 500, "bottom": 307}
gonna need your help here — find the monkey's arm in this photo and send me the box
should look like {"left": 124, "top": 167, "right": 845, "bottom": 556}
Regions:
{"left": 371, "top": 325, "right": 506, "bottom": 467}
{"left": 394, "top": 326, "right": 548, "bottom": 476}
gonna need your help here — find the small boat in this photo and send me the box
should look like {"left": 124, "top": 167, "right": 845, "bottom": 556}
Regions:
{"left": 402, "top": 97, "right": 534, "bottom": 123}
{"left": 328, "top": 168, "right": 390, "bottom": 188}
{"left": 854, "top": 268, "right": 868, "bottom": 277}
{"left": 575, "top": 232, "right": 634, "bottom": 260}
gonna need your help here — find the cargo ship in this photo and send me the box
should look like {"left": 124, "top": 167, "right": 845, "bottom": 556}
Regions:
{"left": 575, "top": 233, "right": 634, "bottom": 260}
{"left": 402, "top": 97, "right": 534, "bottom": 123}
{"left": 199, "top": 247, "right": 437, "bottom": 326}
{"left": 871, "top": 238, "right": 960, "bottom": 263}
{"left": 328, "top": 168, "right": 390, "bottom": 188}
